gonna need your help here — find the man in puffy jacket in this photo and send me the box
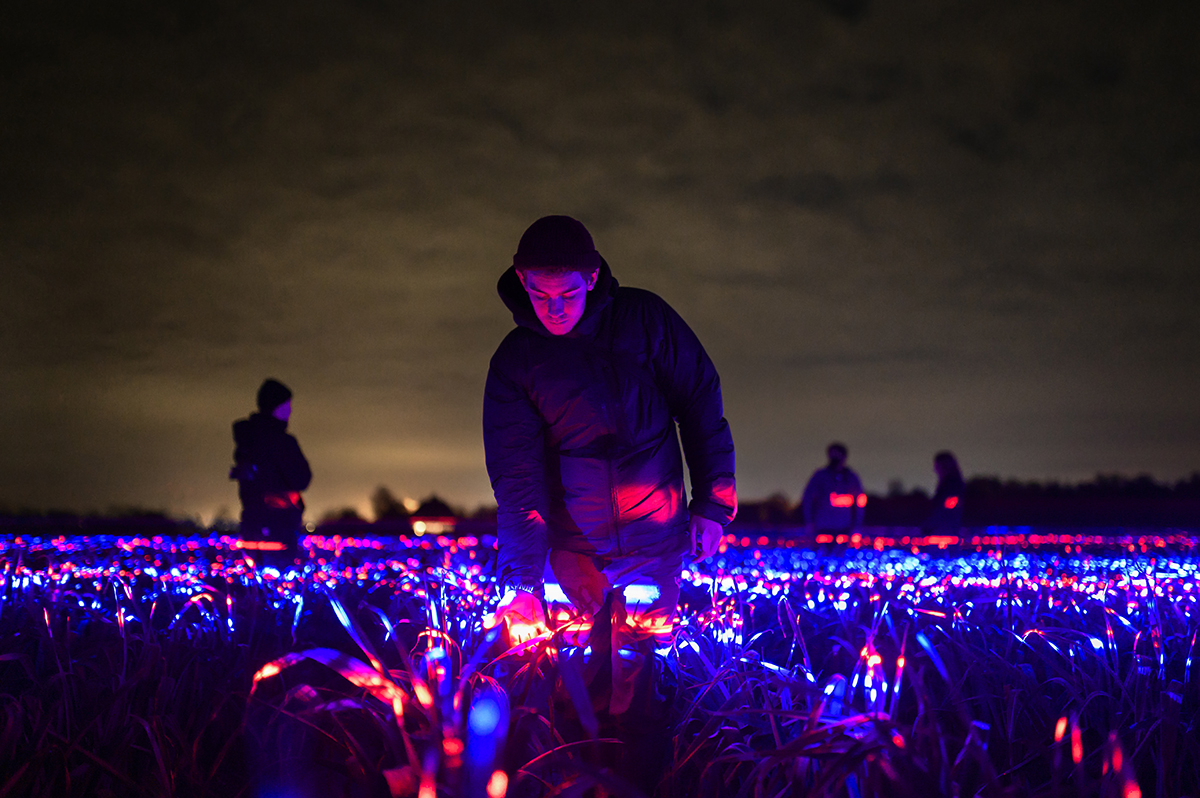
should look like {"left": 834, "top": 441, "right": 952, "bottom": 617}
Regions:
{"left": 484, "top": 215, "right": 737, "bottom": 716}
{"left": 800, "top": 442, "right": 866, "bottom": 534}
{"left": 231, "top": 378, "right": 312, "bottom": 565}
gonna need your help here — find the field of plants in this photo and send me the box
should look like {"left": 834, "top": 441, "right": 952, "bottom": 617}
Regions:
{"left": 1, "top": 526, "right": 1198, "bottom": 798}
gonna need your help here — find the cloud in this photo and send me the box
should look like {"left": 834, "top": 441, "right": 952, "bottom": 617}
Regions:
{"left": 2, "top": 0, "right": 1198, "bottom": 514}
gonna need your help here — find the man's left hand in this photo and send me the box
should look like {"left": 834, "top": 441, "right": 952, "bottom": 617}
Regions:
{"left": 689, "top": 514, "right": 723, "bottom": 562}
{"left": 490, "top": 589, "right": 548, "bottom": 646}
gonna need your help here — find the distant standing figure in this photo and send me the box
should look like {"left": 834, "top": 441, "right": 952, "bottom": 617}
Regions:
{"left": 925, "top": 450, "right": 965, "bottom": 532}
{"left": 231, "top": 378, "right": 312, "bottom": 564}
{"left": 800, "top": 442, "right": 866, "bottom": 534}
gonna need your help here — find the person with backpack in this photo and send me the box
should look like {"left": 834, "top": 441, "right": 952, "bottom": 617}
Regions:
{"left": 231, "top": 378, "right": 312, "bottom": 566}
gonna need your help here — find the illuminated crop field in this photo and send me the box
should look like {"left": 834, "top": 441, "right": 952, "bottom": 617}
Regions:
{"left": 1, "top": 528, "right": 1197, "bottom": 797}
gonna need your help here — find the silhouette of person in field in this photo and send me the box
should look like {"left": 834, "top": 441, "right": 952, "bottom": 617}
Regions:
{"left": 230, "top": 378, "right": 312, "bottom": 566}
{"left": 483, "top": 216, "right": 737, "bottom": 734}
{"left": 925, "top": 450, "right": 965, "bottom": 532}
{"left": 800, "top": 442, "right": 866, "bottom": 534}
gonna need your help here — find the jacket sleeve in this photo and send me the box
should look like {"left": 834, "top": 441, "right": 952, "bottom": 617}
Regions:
{"left": 279, "top": 435, "right": 312, "bottom": 492}
{"left": 650, "top": 298, "right": 737, "bottom": 526}
{"left": 483, "top": 353, "right": 550, "bottom": 587}
{"left": 800, "top": 471, "right": 821, "bottom": 524}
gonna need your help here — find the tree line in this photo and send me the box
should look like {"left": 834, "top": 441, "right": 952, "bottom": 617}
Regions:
{"left": 734, "top": 472, "right": 1200, "bottom": 528}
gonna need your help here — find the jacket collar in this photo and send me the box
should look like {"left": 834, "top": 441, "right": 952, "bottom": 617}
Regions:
{"left": 250, "top": 411, "right": 288, "bottom": 432}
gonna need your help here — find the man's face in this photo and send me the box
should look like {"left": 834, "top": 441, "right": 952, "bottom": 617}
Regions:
{"left": 518, "top": 269, "right": 598, "bottom": 336}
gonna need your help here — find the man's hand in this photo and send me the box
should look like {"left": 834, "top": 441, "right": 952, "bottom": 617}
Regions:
{"left": 491, "top": 589, "right": 548, "bottom": 645}
{"left": 689, "top": 514, "right": 723, "bottom": 562}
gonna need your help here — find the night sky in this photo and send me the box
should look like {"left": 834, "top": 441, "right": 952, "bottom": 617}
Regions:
{"left": 3, "top": 0, "right": 1198, "bottom": 522}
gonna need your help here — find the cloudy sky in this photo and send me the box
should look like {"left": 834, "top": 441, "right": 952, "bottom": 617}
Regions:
{"left": 2, "top": 0, "right": 1197, "bottom": 521}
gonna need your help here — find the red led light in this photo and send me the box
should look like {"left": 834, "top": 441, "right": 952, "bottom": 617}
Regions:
{"left": 829, "top": 493, "right": 856, "bottom": 508}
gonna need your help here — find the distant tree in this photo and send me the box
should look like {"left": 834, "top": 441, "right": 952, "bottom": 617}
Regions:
{"left": 321, "top": 507, "right": 366, "bottom": 524}
{"left": 469, "top": 504, "right": 498, "bottom": 521}
{"left": 861, "top": 486, "right": 929, "bottom": 526}
{"left": 966, "top": 473, "right": 1189, "bottom": 502}
{"left": 736, "top": 492, "right": 792, "bottom": 525}
{"left": 371, "top": 486, "right": 410, "bottom": 521}
{"left": 209, "top": 512, "right": 239, "bottom": 532}
{"left": 412, "top": 495, "right": 459, "bottom": 519}
{"left": 104, "top": 506, "right": 171, "bottom": 519}
{"left": 1176, "top": 473, "right": 1200, "bottom": 498}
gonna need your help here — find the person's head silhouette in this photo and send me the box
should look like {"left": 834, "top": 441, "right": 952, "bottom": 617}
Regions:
{"left": 257, "top": 378, "right": 293, "bottom": 422}
{"left": 827, "top": 442, "right": 848, "bottom": 469}
{"left": 934, "top": 450, "right": 962, "bottom": 482}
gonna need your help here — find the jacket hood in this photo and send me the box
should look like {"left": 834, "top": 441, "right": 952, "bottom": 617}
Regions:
{"left": 496, "top": 258, "right": 618, "bottom": 338}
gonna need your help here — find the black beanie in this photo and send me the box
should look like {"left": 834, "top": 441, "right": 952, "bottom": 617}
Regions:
{"left": 512, "top": 215, "right": 601, "bottom": 273}
{"left": 256, "top": 378, "right": 292, "bottom": 413}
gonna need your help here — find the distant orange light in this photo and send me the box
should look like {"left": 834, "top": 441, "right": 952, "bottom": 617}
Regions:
{"left": 1054, "top": 717, "right": 1067, "bottom": 742}
{"left": 944, "top": 496, "right": 959, "bottom": 509}
{"left": 1071, "top": 724, "right": 1082, "bottom": 764}
{"left": 856, "top": 493, "right": 867, "bottom": 508}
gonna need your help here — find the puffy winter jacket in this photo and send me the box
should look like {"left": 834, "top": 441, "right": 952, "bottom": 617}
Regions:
{"left": 231, "top": 413, "right": 312, "bottom": 536}
{"left": 483, "top": 260, "right": 737, "bottom": 588}
{"left": 925, "top": 473, "right": 966, "bottom": 531}
{"left": 800, "top": 466, "right": 866, "bottom": 530}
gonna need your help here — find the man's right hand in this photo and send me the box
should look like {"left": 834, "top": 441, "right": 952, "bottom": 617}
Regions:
{"left": 492, "top": 589, "right": 548, "bottom": 645}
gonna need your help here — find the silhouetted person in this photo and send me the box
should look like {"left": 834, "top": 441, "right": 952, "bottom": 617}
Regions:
{"left": 484, "top": 215, "right": 737, "bottom": 751}
{"left": 925, "top": 450, "right": 965, "bottom": 532}
{"left": 231, "top": 378, "right": 312, "bottom": 566}
{"left": 800, "top": 442, "right": 866, "bottom": 534}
